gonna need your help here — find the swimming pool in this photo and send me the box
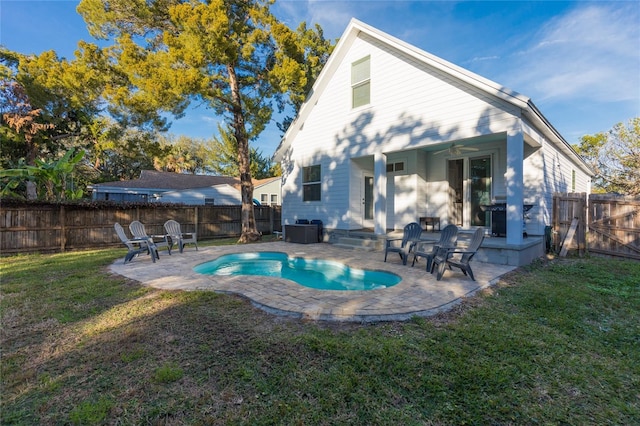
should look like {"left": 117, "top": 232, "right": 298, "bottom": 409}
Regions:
{"left": 193, "top": 252, "right": 401, "bottom": 291}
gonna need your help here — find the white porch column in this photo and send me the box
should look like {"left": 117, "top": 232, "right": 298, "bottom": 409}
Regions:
{"left": 374, "top": 152, "right": 387, "bottom": 235}
{"left": 506, "top": 121, "right": 525, "bottom": 245}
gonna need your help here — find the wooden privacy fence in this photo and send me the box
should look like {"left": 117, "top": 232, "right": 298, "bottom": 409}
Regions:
{"left": 552, "top": 193, "right": 588, "bottom": 256}
{"left": 588, "top": 194, "right": 640, "bottom": 260}
{"left": 0, "top": 203, "right": 281, "bottom": 254}
{"left": 552, "top": 192, "right": 640, "bottom": 260}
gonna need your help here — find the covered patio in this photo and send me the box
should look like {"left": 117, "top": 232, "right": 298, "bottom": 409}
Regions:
{"left": 110, "top": 241, "right": 516, "bottom": 322}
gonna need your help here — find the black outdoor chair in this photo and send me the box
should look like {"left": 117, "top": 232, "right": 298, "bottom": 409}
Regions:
{"left": 384, "top": 222, "right": 423, "bottom": 265}
{"left": 411, "top": 224, "right": 458, "bottom": 272}
{"left": 431, "top": 227, "right": 485, "bottom": 281}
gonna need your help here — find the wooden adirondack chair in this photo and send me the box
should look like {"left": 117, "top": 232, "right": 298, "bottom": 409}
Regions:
{"left": 384, "top": 222, "right": 423, "bottom": 265}
{"left": 114, "top": 222, "right": 156, "bottom": 264}
{"left": 432, "top": 227, "right": 485, "bottom": 281}
{"left": 411, "top": 224, "right": 458, "bottom": 272}
{"left": 163, "top": 220, "right": 198, "bottom": 253}
{"left": 129, "top": 220, "right": 167, "bottom": 258}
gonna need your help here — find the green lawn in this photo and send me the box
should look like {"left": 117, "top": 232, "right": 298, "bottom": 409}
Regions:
{"left": 1, "top": 245, "right": 638, "bottom": 425}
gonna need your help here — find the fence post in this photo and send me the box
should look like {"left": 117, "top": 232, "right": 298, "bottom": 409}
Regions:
{"left": 60, "top": 204, "right": 66, "bottom": 252}
{"left": 194, "top": 206, "right": 199, "bottom": 237}
{"left": 579, "top": 192, "right": 587, "bottom": 255}
{"left": 269, "top": 206, "right": 274, "bottom": 234}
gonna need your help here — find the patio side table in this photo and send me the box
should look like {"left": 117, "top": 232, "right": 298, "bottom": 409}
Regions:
{"left": 419, "top": 216, "right": 441, "bottom": 232}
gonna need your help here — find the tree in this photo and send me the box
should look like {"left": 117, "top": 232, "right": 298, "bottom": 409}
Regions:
{"left": 1, "top": 45, "right": 107, "bottom": 198}
{"left": 574, "top": 118, "right": 640, "bottom": 195}
{"left": 87, "top": 120, "right": 166, "bottom": 182}
{"left": 209, "top": 124, "right": 279, "bottom": 179}
{"left": 1, "top": 79, "right": 54, "bottom": 198}
{"left": 78, "top": 0, "right": 331, "bottom": 242}
{"left": 154, "top": 135, "right": 212, "bottom": 174}
{"left": 0, "top": 148, "right": 85, "bottom": 201}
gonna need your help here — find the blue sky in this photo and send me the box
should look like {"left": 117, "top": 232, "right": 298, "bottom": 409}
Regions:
{"left": 2, "top": 1, "right": 639, "bottom": 157}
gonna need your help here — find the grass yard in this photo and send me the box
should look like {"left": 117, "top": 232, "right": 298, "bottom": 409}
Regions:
{"left": 1, "top": 243, "right": 639, "bottom": 425}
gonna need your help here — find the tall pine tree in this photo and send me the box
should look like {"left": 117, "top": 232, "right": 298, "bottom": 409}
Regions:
{"left": 78, "top": 0, "right": 332, "bottom": 242}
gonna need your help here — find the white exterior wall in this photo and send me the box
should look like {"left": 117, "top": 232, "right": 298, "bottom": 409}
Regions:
{"left": 158, "top": 185, "right": 242, "bottom": 205}
{"left": 520, "top": 139, "right": 591, "bottom": 235}
{"left": 280, "top": 32, "right": 520, "bottom": 230}
{"left": 254, "top": 178, "right": 282, "bottom": 206}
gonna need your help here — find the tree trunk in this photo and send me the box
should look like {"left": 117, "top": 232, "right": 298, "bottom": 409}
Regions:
{"left": 227, "top": 64, "right": 261, "bottom": 243}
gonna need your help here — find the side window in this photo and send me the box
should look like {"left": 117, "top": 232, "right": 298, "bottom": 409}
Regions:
{"left": 351, "top": 56, "right": 370, "bottom": 108}
{"left": 302, "top": 165, "right": 321, "bottom": 202}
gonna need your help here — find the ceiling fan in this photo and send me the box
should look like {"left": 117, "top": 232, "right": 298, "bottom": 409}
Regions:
{"left": 433, "top": 143, "right": 479, "bottom": 156}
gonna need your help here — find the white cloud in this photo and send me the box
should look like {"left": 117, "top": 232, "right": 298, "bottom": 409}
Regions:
{"left": 469, "top": 55, "right": 500, "bottom": 63}
{"left": 505, "top": 4, "right": 640, "bottom": 104}
{"left": 201, "top": 116, "right": 220, "bottom": 125}
{"left": 275, "top": 0, "right": 355, "bottom": 39}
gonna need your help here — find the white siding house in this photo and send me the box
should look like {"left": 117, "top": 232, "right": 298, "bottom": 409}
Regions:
{"left": 254, "top": 177, "right": 282, "bottom": 206}
{"left": 158, "top": 184, "right": 242, "bottom": 205}
{"left": 90, "top": 171, "right": 244, "bottom": 204}
{"left": 274, "top": 19, "right": 592, "bottom": 247}
{"left": 91, "top": 171, "right": 282, "bottom": 206}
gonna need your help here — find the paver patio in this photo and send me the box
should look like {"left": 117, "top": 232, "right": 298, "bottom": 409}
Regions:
{"left": 109, "top": 241, "right": 517, "bottom": 322}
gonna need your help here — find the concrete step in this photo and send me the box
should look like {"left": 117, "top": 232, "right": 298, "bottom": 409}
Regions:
{"left": 333, "top": 237, "right": 384, "bottom": 251}
{"left": 332, "top": 243, "right": 376, "bottom": 252}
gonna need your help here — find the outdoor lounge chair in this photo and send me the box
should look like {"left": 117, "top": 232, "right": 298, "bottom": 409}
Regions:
{"left": 129, "top": 220, "right": 168, "bottom": 257}
{"left": 163, "top": 220, "right": 198, "bottom": 253}
{"left": 431, "top": 227, "right": 485, "bottom": 281}
{"left": 411, "top": 224, "right": 459, "bottom": 272}
{"left": 384, "top": 222, "right": 423, "bottom": 265}
{"left": 114, "top": 222, "right": 157, "bottom": 264}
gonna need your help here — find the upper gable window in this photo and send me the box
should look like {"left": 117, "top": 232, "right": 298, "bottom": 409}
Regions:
{"left": 351, "top": 56, "right": 370, "bottom": 108}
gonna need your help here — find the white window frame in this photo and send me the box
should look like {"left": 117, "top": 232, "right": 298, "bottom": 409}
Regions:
{"left": 302, "top": 165, "right": 321, "bottom": 202}
{"left": 386, "top": 160, "right": 406, "bottom": 174}
{"left": 351, "top": 55, "right": 371, "bottom": 109}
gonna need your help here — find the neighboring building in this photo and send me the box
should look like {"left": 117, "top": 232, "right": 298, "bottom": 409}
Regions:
{"left": 157, "top": 184, "right": 242, "bottom": 205}
{"left": 274, "top": 19, "right": 593, "bottom": 249}
{"left": 254, "top": 177, "right": 282, "bottom": 206}
{"left": 90, "top": 170, "right": 281, "bottom": 206}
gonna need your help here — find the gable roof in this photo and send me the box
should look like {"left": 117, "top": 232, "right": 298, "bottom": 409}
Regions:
{"left": 253, "top": 176, "right": 282, "bottom": 189}
{"left": 273, "top": 18, "right": 591, "bottom": 174}
{"left": 92, "top": 170, "right": 242, "bottom": 191}
{"left": 91, "top": 171, "right": 282, "bottom": 192}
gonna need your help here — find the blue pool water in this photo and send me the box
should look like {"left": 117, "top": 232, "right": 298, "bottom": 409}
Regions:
{"left": 193, "top": 252, "right": 401, "bottom": 291}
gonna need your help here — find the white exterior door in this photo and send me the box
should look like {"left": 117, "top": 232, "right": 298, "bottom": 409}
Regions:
{"left": 362, "top": 175, "right": 374, "bottom": 228}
